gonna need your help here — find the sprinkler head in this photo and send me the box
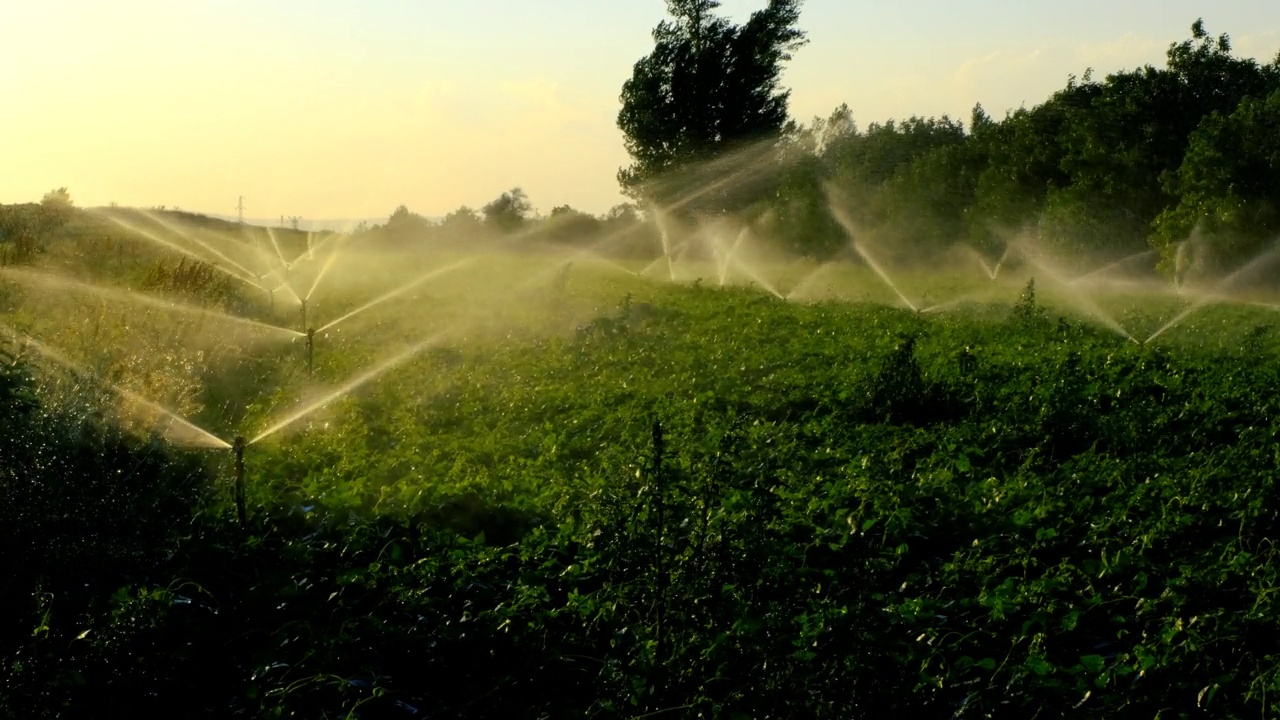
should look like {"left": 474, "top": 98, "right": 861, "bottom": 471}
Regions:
{"left": 232, "top": 435, "right": 245, "bottom": 454}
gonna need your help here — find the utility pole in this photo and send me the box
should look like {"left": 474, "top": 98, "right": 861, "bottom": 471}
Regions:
{"left": 237, "top": 196, "right": 246, "bottom": 225}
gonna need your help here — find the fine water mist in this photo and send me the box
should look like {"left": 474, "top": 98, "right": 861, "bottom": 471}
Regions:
{"left": 315, "top": 258, "right": 475, "bottom": 333}
{"left": 250, "top": 332, "right": 446, "bottom": 444}
{"left": 0, "top": 267, "right": 304, "bottom": 339}
{"left": 0, "top": 323, "right": 231, "bottom": 449}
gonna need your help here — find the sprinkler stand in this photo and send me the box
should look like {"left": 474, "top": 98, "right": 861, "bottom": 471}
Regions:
{"left": 305, "top": 327, "right": 315, "bottom": 377}
{"left": 300, "top": 298, "right": 308, "bottom": 332}
{"left": 232, "top": 435, "right": 246, "bottom": 529}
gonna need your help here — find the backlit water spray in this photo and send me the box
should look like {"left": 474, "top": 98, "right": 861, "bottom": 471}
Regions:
{"left": 1145, "top": 247, "right": 1280, "bottom": 343}
{"left": 101, "top": 214, "right": 264, "bottom": 291}
{"left": 133, "top": 210, "right": 268, "bottom": 286}
{"left": 824, "top": 194, "right": 917, "bottom": 311}
{"left": 305, "top": 236, "right": 349, "bottom": 301}
{"left": 315, "top": 258, "right": 474, "bottom": 333}
{"left": 0, "top": 267, "right": 304, "bottom": 339}
{"left": 249, "top": 333, "right": 446, "bottom": 444}
{"left": 1021, "top": 256, "right": 1139, "bottom": 343}
{"left": 0, "top": 323, "right": 231, "bottom": 449}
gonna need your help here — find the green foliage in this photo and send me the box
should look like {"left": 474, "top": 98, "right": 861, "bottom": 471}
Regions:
{"left": 383, "top": 204, "right": 431, "bottom": 238}
{"left": 0, "top": 190, "right": 75, "bottom": 263}
{"left": 707, "top": 20, "right": 1280, "bottom": 266}
{"left": 617, "top": 0, "right": 807, "bottom": 202}
{"left": 1152, "top": 90, "right": 1280, "bottom": 271}
{"left": 1012, "top": 277, "right": 1047, "bottom": 325}
{"left": 543, "top": 205, "right": 602, "bottom": 245}
{"left": 9, "top": 280, "right": 1280, "bottom": 716}
{"left": 14, "top": 17, "right": 1280, "bottom": 716}
{"left": 142, "top": 258, "right": 235, "bottom": 305}
{"left": 764, "top": 152, "right": 846, "bottom": 257}
{"left": 482, "top": 187, "right": 533, "bottom": 232}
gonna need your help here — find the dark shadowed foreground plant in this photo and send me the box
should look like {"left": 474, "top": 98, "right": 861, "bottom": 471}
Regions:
{"left": 0, "top": 346, "right": 212, "bottom": 716}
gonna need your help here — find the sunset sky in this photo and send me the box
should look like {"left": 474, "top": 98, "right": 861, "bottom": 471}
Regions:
{"left": 3, "top": 1, "right": 1278, "bottom": 223}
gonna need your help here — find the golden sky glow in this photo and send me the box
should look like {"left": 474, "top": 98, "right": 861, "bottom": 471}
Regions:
{"left": 3, "top": 1, "right": 1277, "bottom": 222}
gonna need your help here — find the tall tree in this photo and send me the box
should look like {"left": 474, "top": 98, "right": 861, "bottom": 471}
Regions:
{"left": 482, "top": 188, "right": 533, "bottom": 233}
{"left": 617, "top": 0, "right": 807, "bottom": 204}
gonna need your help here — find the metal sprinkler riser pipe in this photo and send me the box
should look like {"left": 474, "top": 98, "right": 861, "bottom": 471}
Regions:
{"left": 305, "top": 328, "right": 316, "bottom": 378}
{"left": 232, "top": 435, "right": 246, "bottom": 528}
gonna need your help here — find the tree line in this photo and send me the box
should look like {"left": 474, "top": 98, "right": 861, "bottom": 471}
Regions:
{"left": 381, "top": 6, "right": 1280, "bottom": 278}
{"left": 766, "top": 20, "right": 1280, "bottom": 272}
{"left": 613, "top": 5, "right": 1280, "bottom": 273}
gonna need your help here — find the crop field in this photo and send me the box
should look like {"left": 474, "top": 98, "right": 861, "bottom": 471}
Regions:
{"left": 5, "top": 208, "right": 1280, "bottom": 718}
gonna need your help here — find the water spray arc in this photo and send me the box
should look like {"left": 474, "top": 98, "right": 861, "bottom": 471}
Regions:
{"left": 0, "top": 323, "right": 233, "bottom": 449}
{"left": 315, "top": 259, "right": 474, "bottom": 334}
{"left": 100, "top": 214, "right": 265, "bottom": 292}
{"left": 249, "top": 333, "right": 446, "bottom": 445}
{"left": 0, "top": 267, "right": 304, "bottom": 340}
{"left": 1145, "top": 247, "right": 1280, "bottom": 343}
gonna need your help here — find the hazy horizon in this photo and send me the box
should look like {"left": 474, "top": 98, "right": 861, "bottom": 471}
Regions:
{"left": 4, "top": 0, "right": 1278, "bottom": 222}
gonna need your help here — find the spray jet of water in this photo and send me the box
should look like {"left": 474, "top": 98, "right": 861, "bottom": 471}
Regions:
{"left": 920, "top": 292, "right": 991, "bottom": 314}
{"left": 316, "top": 258, "right": 474, "bottom": 333}
{"left": 137, "top": 208, "right": 277, "bottom": 274}
{"left": 823, "top": 190, "right": 917, "bottom": 311}
{"left": 706, "top": 224, "right": 783, "bottom": 298}
{"left": 581, "top": 254, "right": 639, "bottom": 277}
{"left": 288, "top": 231, "right": 345, "bottom": 268}
{"left": 249, "top": 333, "right": 446, "bottom": 444}
{"left": 99, "top": 213, "right": 266, "bottom": 291}
{"left": 733, "top": 262, "right": 785, "bottom": 299}
{"left": 517, "top": 233, "right": 641, "bottom": 279}
{"left": 1020, "top": 257, "right": 1139, "bottom": 343}
{"left": 718, "top": 226, "right": 750, "bottom": 286}
{"left": 1146, "top": 246, "right": 1280, "bottom": 343}
{"left": 990, "top": 245, "right": 1014, "bottom": 280}
{"left": 850, "top": 240, "right": 917, "bottom": 311}
{"left": 1174, "top": 241, "right": 1188, "bottom": 293}
{"left": 503, "top": 141, "right": 783, "bottom": 282}
{"left": 260, "top": 226, "right": 303, "bottom": 299}
{"left": 653, "top": 211, "right": 677, "bottom": 282}
{"left": 0, "top": 323, "right": 232, "bottom": 449}
{"left": 304, "top": 233, "right": 350, "bottom": 301}
{"left": 967, "top": 247, "right": 995, "bottom": 280}
{"left": 1069, "top": 249, "right": 1158, "bottom": 286}
{"left": 962, "top": 245, "right": 1013, "bottom": 280}
{"left": 130, "top": 209, "right": 267, "bottom": 285}
{"left": 645, "top": 139, "right": 784, "bottom": 216}
{"left": 0, "top": 267, "right": 304, "bottom": 339}
{"left": 785, "top": 262, "right": 838, "bottom": 301}
{"left": 265, "top": 226, "right": 291, "bottom": 270}
{"left": 258, "top": 269, "right": 304, "bottom": 306}
{"left": 639, "top": 255, "right": 668, "bottom": 277}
